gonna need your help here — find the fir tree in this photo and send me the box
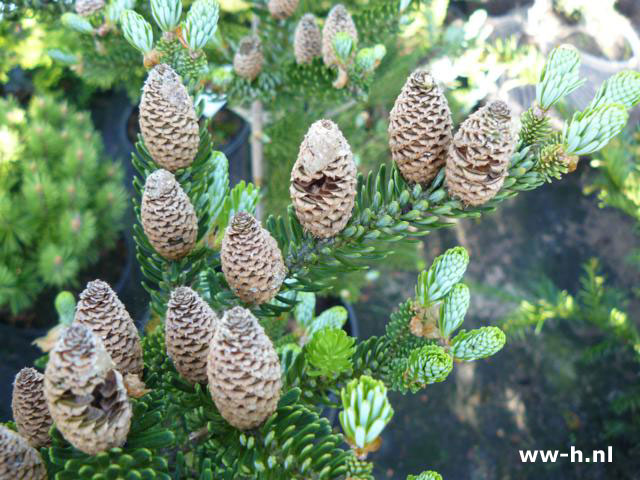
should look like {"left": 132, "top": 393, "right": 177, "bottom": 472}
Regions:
{"left": 1, "top": 6, "right": 640, "bottom": 479}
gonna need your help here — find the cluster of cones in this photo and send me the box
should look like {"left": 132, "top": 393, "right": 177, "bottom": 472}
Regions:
{"left": 389, "top": 69, "right": 518, "bottom": 206}
{"left": 4, "top": 280, "right": 142, "bottom": 478}
{"left": 233, "top": 2, "right": 359, "bottom": 89}
{"left": 0, "top": 54, "right": 519, "bottom": 474}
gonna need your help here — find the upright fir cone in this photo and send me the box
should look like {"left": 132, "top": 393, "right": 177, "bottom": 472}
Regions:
{"left": 294, "top": 14, "right": 322, "bottom": 65}
{"left": 141, "top": 169, "right": 198, "bottom": 260}
{"left": 139, "top": 64, "right": 200, "bottom": 172}
{"left": 44, "top": 324, "right": 132, "bottom": 455}
{"left": 268, "top": 0, "right": 299, "bottom": 19}
{"left": 11, "top": 368, "right": 52, "bottom": 449}
{"left": 290, "top": 119, "right": 356, "bottom": 238}
{"left": 75, "top": 0, "right": 104, "bottom": 16}
{"left": 389, "top": 70, "right": 453, "bottom": 184}
{"left": 0, "top": 426, "right": 47, "bottom": 480}
{"left": 445, "top": 100, "right": 517, "bottom": 206}
{"left": 207, "top": 307, "right": 281, "bottom": 430}
{"left": 75, "top": 280, "right": 143, "bottom": 375}
{"left": 322, "top": 4, "right": 358, "bottom": 68}
{"left": 165, "top": 287, "right": 217, "bottom": 384}
{"left": 233, "top": 35, "right": 264, "bottom": 81}
{"left": 220, "top": 212, "right": 286, "bottom": 305}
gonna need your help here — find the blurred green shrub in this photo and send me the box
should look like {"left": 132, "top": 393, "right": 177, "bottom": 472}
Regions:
{"left": 0, "top": 95, "right": 127, "bottom": 315}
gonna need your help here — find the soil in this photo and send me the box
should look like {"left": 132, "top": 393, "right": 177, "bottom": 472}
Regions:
{"left": 354, "top": 165, "right": 640, "bottom": 480}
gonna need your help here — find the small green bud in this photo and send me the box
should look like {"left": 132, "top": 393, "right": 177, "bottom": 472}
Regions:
{"left": 121, "top": 9, "right": 154, "bottom": 53}
{"left": 150, "top": 0, "right": 182, "bottom": 32}
{"left": 563, "top": 103, "right": 628, "bottom": 156}
{"left": 332, "top": 32, "right": 354, "bottom": 66}
{"left": 307, "top": 306, "right": 348, "bottom": 338}
{"left": 184, "top": 0, "right": 219, "bottom": 50}
{"left": 339, "top": 375, "right": 394, "bottom": 449}
{"left": 588, "top": 70, "right": 640, "bottom": 111}
{"left": 54, "top": 291, "right": 76, "bottom": 325}
{"left": 402, "top": 345, "right": 453, "bottom": 392}
{"left": 536, "top": 44, "right": 585, "bottom": 110}
{"left": 439, "top": 283, "right": 470, "bottom": 338}
{"left": 61, "top": 12, "right": 94, "bottom": 34}
{"left": 416, "top": 246, "right": 469, "bottom": 305}
{"left": 407, "top": 471, "right": 444, "bottom": 480}
{"left": 355, "top": 44, "right": 386, "bottom": 72}
{"left": 105, "top": 0, "right": 129, "bottom": 24}
{"left": 48, "top": 49, "right": 78, "bottom": 65}
{"left": 293, "top": 291, "right": 315, "bottom": 328}
{"left": 451, "top": 326, "right": 506, "bottom": 361}
{"left": 305, "top": 328, "right": 354, "bottom": 377}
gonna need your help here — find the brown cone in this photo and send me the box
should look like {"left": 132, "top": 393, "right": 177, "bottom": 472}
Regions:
{"left": 44, "top": 324, "right": 132, "bottom": 455}
{"left": 322, "top": 4, "right": 358, "bottom": 68}
{"left": 290, "top": 119, "right": 356, "bottom": 238}
{"left": 267, "top": 0, "right": 299, "bottom": 19}
{"left": 207, "top": 307, "right": 281, "bottom": 430}
{"left": 165, "top": 287, "right": 217, "bottom": 384}
{"left": 139, "top": 64, "right": 199, "bottom": 172}
{"left": 75, "top": 280, "right": 143, "bottom": 375}
{"left": 11, "top": 368, "right": 52, "bottom": 449}
{"left": 233, "top": 36, "right": 264, "bottom": 81}
{"left": 220, "top": 213, "right": 286, "bottom": 305}
{"left": 294, "top": 14, "right": 322, "bottom": 65}
{"left": 75, "top": 0, "right": 104, "bottom": 16}
{"left": 141, "top": 169, "right": 198, "bottom": 260}
{"left": 389, "top": 70, "right": 453, "bottom": 184}
{"left": 0, "top": 426, "right": 47, "bottom": 480}
{"left": 445, "top": 100, "right": 517, "bottom": 206}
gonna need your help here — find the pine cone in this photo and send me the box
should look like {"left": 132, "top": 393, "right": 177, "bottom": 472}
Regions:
{"left": 11, "top": 368, "right": 52, "bottom": 449}
{"left": 294, "top": 14, "right": 322, "bottom": 65}
{"left": 445, "top": 100, "right": 516, "bottom": 206}
{"left": 0, "top": 426, "right": 47, "bottom": 480}
{"left": 75, "top": 0, "right": 104, "bottom": 16}
{"left": 207, "top": 307, "right": 281, "bottom": 430}
{"left": 322, "top": 4, "right": 358, "bottom": 68}
{"left": 290, "top": 119, "right": 356, "bottom": 238}
{"left": 141, "top": 169, "right": 198, "bottom": 260}
{"left": 220, "top": 212, "right": 286, "bottom": 305}
{"left": 389, "top": 70, "right": 453, "bottom": 184}
{"left": 44, "top": 324, "right": 132, "bottom": 455}
{"left": 166, "top": 287, "right": 217, "bottom": 384}
{"left": 267, "top": 0, "right": 298, "bottom": 19}
{"left": 139, "top": 64, "right": 199, "bottom": 172}
{"left": 75, "top": 280, "right": 143, "bottom": 375}
{"left": 233, "top": 35, "right": 264, "bottom": 81}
